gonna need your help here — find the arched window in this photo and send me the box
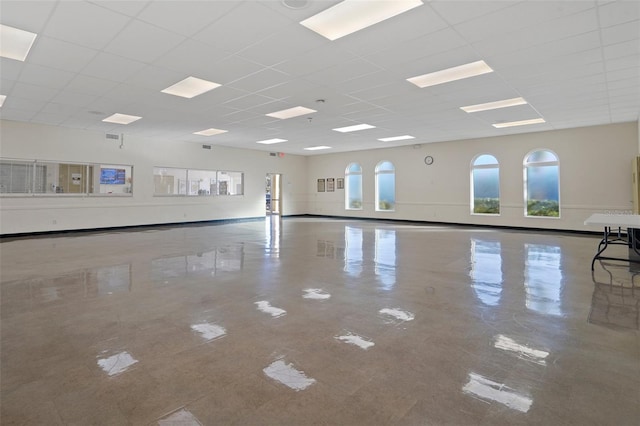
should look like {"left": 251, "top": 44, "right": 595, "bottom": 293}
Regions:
{"left": 524, "top": 150, "right": 560, "bottom": 217}
{"left": 375, "top": 161, "right": 395, "bottom": 212}
{"left": 471, "top": 154, "right": 500, "bottom": 214}
{"left": 345, "top": 163, "right": 362, "bottom": 210}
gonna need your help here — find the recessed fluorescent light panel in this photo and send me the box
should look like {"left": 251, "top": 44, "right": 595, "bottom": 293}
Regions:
{"left": 304, "top": 146, "right": 331, "bottom": 151}
{"left": 333, "top": 123, "right": 375, "bottom": 133}
{"left": 0, "top": 24, "right": 37, "bottom": 61}
{"left": 407, "top": 60, "right": 493, "bottom": 88}
{"left": 461, "top": 97, "right": 528, "bottom": 113}
{"left": 257, "top": 138, "right": 287, "bottom": 145}
{"left": 161, "top": 76, "right": 221, "bottom": 99}
{"left": 193, "top": 128, "right": 227, "bottom": 136}
{"left": 493, "top": 118, "right": 546, "bottom": 128}
{"left": 0, "top": 95, "right": 6, "bottom": 107}
{"left": 266, "top": 106, "right": 317, "bottom": 119}
{"left": 300, "top": 0, "right": 423, "bottom": 41}
{"left": 378, "top": 135, "right": 415, "bottom": 142}
{"left": 102, "top": 113, "right": 142, "bottom": 125}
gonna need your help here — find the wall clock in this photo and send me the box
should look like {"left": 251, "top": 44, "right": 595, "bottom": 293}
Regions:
{"left": 424, "top": 155, "right": 434, "bottom": 165}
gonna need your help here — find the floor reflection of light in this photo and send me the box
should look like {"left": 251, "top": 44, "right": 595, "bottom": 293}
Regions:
{"left": 302, "top": 288, "right": 331, "bottom": 300}
{"left": 93, "top": 264, "right": 131, "bottom": 295}
{"left": 265, "top": 216, "right": 281, "bottom": 257}
{"left": 151, "top": 245, "right": 244, "bottom": 280}
{"left": 255, "top": 301, "right": 287, "bottom": 317}
{"left": 158, "top": 408, "right": 202, "bottom": 425}
{"left": 379, "top": 308, "right": 415, "bottom": 322}
{"left": 335, "top": 332, "right": 375, "bottom": 350}
{"left": 525, "top": 244, "right": 563, "bottom": 316}
{"left": 463, "top": 372, "right": 533, "bottom": 413}
{"left": 191, "top": 322, "right": 227, "bottom": 341}
{"left": 470, "top": 239, "right": 502, "bottom": 306}
{"left": 494, "top": 334, "right": 549, "bottom": 365}
{"left": 263, "top": 359, "right": 316, "bottom": 391}
{"left": 344, "top": 226, "right": 363, "bottom": 277}
{"left": 375, "top": 229, "right": 396, "bottom": 290}
{"left": 97, "top": 351, "right": 138, "bottom": 376}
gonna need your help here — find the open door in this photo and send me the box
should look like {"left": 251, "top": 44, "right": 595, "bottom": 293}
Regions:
{"left": 266, "top": 173, "right": 282, "bottom": 215}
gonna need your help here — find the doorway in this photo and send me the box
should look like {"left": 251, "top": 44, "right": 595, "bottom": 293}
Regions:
{"left": 266, "top": 173, "right": 282, "bottom": 215}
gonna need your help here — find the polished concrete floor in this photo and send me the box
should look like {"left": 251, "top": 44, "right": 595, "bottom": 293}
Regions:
{"left": 1, "top": 217, "right": 638, "bottom": 425}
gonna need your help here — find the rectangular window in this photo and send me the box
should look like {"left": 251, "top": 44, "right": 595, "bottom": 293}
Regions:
{"left": 0, "top": 159, "right": 133, "bottom": 196}
{"left": 153, "top": 167, "right": 244, "bottom": 196}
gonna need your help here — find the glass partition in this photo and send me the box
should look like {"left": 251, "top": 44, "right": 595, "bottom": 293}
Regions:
{"left": 0, "top": 159, "right": 132, "bottom": 196}
{"left": 153, "top": 167, "right": 244, "bottom": 197}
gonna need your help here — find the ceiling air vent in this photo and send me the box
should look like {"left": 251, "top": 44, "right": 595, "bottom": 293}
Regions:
{"left": 105, "top": 133, "right": 120, "bottom": 140}
{"left": 202, "top": 144, "right": 212, "bottom": 150}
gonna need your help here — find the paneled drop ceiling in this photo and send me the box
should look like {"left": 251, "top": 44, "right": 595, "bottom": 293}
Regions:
{"left": 0, "top": 0, "right": 638, "bottom": 155}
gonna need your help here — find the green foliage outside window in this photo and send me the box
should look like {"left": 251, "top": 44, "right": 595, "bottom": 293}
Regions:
{"left": 527, "top": 200, "right": 559, "bottom": 217}
{"left": 473, "top": 198, "right": 500, "bottom": 214}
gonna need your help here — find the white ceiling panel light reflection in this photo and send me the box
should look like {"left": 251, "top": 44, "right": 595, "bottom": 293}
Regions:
{"left": 461, "top": 97, "right": 528, "bottom": 113}
{"left": 494, "top": 334, "right": 549, "bottom": 366}
{"left": 161, "top": 76, "right": 221, "bottom": 98}
{"left": 263, "top": 359, "right": 316, "bottom": 391}
{"left": 335, "top": 332, "right": 375, "bottom": 350}
{"left": 266, "top": 106, "right": 316, "bottom": 119}
{"left": 379, "top": 307, "right": 415, "bottom": 322}
{"left": 463, "top": 372, "right": 533, "bottom": 413}
{"left": 407, "top": 60, "right": 493, "bottom": 88}
{"left": 303, "top": 288, "right": 331, "bottom": 300}
{"left": 102, "top": 113, "right": 142, "bottom": 125}
{"left": 158, "top": 409, "right": 203, "bottom": 426}
{"left": 525, "top": 244, "right": 563, "bottom": 317}
{"left": 470, "top": 239, "right": 502, "bottom": 307}
{"left": 300, "top": 0, "right": 424, "bottom": 41}
{"left": 0, "top": 95, "right": 6, "bottom": 107}
{"left": 191, "top": 322, "right": 227, "bottom": 341}
{"left": 255, "top": 300, "right": 286, "bottom": 317}
{"left": 0, "top": 24, "right": 37, "bottom": 61}
{"left": 97, "top": 351, "right": 139, "bottom": 376}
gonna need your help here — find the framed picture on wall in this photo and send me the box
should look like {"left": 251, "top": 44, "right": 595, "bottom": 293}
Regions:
{"left": 337, "top": 178, "right": 344, "bottom": 190}
{"left": 327, "top": 178, "right": 335, "bottom": 192}
{"left": 317, "top": 178, "right": 325, "bottom": 192}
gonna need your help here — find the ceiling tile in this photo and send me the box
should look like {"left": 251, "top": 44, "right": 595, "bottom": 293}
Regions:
{"left": 42, "top": 1, "right": 131, "bottom": 50}
{"left": 103, "top": 19, "right": 186, "bottom": 64}
{"left": 598, "top": 1, "right": 640, "bottom": 27}
{"left": 28, "top": 36, "right": 98, "bottom": 73}
{"left": 193, "top": 2, "right": 292, "bottom": 54}
{"left": 137, "top": 1, "right": 238, "bottom": 37}
{"left": 81, "top": 52, "right": 147, "bottom": 82}
{"left": 0, "top": 0, "right": 56, "bottom": 33}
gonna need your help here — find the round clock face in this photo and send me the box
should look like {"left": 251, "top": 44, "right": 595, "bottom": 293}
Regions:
{"left": 424, "top": 155, "right": 434, "bottom": 165}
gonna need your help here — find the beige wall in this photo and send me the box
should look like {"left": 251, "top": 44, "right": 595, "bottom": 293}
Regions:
{"left": 1, "top": 119, "right": 638, "bottom": 234}
{"left": 0, "top": 120, "right": 308, "bottom": 234}
{"left": 306, "top": 122, "right": 639, "bottom": 231}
